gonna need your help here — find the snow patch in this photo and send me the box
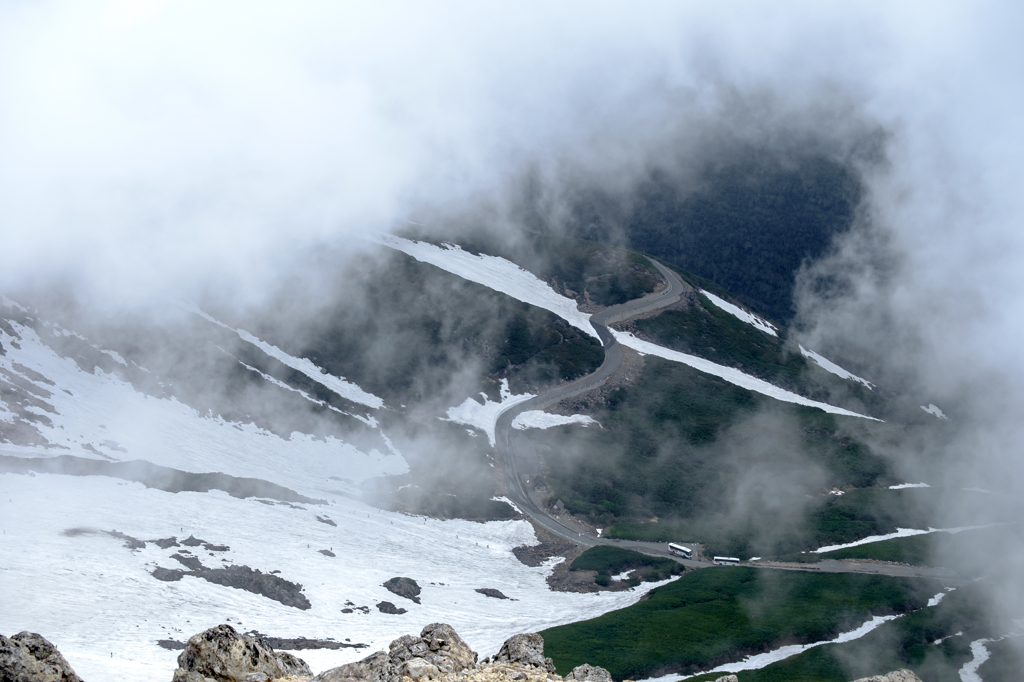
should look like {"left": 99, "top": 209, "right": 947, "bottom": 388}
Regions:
{"left": 814, "top": 524, "right": 1002, "bottom": 554}
{"left": 1, "top": 295, "right": 28, "bottom": 312}
{"left": 921, "top": 404, "right": 949, "bottom": 420}
{"left": 186, "top": 304, "right": 384, "bottom": 409}
{"left": 372, "top": 234, "right": 598, "bottom": 339}
{"left": 959, "top": 639, "right": 993, "bottom": 682}
{"left": 491, "top": 495, "right": 523, "bottom": 515}
{"left": 512, "top": 411, "right": 598, "bottom": 430}
{"left": 443, "top": 379, "right": 535, "bottom": 446}
{"left": 889, "top": 483, "right": 931, "bottom": 490}
{"left": 700, "top": 291, "right": 777, "bottom": 337}
{"left": 614, "top": 331, "right": 879, "bottom": 420}
{"left": 799, "top": 345, "right": 875, "bottom": 390}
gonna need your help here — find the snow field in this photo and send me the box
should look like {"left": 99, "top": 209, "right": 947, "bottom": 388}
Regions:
{"left": 0, "top": 473, "right": 666, "bottom": 682}
{"left": 798, "top": 345, "right": 875, "bottom": 390}
{"left": 373, "top": 235, "right": 599, "bottom": 339}
{"left": 0, "top": 321, "right": 405, "bottom": 497}
{"left": 700, "top": 291, "right": 777, "bottom": 337}
{"left": 443, "top": 379, "right": 535, "bottom": 446}
{"left": 613, "top": 331, "right": 879, "bottom": 421}
{"left": 511, "top": 411, "right": 598, "bottom": 430}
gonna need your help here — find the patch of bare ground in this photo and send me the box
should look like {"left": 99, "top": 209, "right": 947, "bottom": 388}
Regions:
{"left": 512, "top": 523, "right": 633, "bottom": 594}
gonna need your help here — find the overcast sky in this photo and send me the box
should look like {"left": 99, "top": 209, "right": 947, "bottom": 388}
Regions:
{"left": 1, "top": 2, "right": 1018, "bottom": 304}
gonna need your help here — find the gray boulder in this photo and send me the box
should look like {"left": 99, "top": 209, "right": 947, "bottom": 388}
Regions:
{"left": 170, "top": 624, "right": 311, "bottom": 682}
{"left": 311, "top": 651, "right": 393, "bottom": 682}
{"left": 566, "top": 664, "right": 612, "bottom": 682}
{"left": 382, "top": 578, "right": 421, "bottom": 604}
{"left": 852, "top": 671, "right": 923, "bottom": 682}
{"left": 313, "top": 623, "right": 477, "bottom": 682}
{"left": 493, "top": 633, "right": 555, "bottom": 674}
{"left": 0, "top": 631, "right": 83, "bottom": 682}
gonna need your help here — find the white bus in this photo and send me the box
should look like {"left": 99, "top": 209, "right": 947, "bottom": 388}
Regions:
{"left": 713, "top": 556, "right": 740, "bottom": 566}
{"left": 667, "top": 543, "right": 692, "bottom": 559}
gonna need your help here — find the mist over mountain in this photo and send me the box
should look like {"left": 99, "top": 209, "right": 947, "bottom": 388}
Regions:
{"left": 2, "top": 2, "right": 1023, "bottom": 681}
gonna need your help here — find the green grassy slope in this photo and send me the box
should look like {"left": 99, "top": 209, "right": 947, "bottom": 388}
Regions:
{"left": 541, "top": 568, "right": 940, "bottom": 681}
{"left": 684, "top": 585, "right": 997, "bottom": 682}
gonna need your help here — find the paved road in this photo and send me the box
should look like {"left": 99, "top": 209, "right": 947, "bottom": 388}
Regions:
{"left": 492, "top": 259, "right": 967, "bottom": 584}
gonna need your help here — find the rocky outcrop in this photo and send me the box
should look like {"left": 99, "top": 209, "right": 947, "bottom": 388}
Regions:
{"left": 492, "top": 634, "right": 555, "bottom": 674}
{"left": 565, "top": 664, "right": 612, "bottom": 682}
{"left": 475, "top": 589, "right": 511, "bottom": 600}
{"left": 312, "top": 623, "right": 477, "bottom": 682}
{"left": 170, "top": 624, "right": 311, "bottom": 682}
{"left": 383, "top": 578, "right": 421, "bottom": 604}
{"left": 0, "top": 631, "right": 83, "bottom": 682}
{"left": 851, "top": 671, "right": 923, "bottom": 682}
{"left": 376, "top": 602, "right": 407, "bottom": 615}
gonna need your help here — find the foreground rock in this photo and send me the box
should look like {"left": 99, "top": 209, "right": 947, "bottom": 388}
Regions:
{"left": 565, "top": 664, "right": 612, "bottom": 682}
{"left": 851, "top": 671, "right": 923, "bottom": 682}
{"left": 0, "top": 631, "right": 83, "bottom": 682}
{"left": 313, "top": 623, "right": 476, "bottom": 682}
{"left": 172, "top": 623, "right": 612, "bottom": 682}
{"left": 171, "top": 624, "right": 311, "bottom": 682}
{"left": 492, "top": 633, "right": 555, "bottom": 674}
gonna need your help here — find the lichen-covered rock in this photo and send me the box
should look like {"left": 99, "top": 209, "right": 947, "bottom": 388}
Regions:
{"left": 170, "top": 624, "right": 311, "bottom": 682}
{"left": 313, "top": 623, "right": 476, "bottom": 682}
{"left": 0, "top": 631, "right": 83, "bottom": 682}
{"left": 419, "top": 623, "right": 477, "bottom": 671}
{"left": 493, "top": 634, "right": 555, "bottom": 674}
{"left": 851, "top": 671, "right": 923, "bottom": 682}
{"left": 565, "top": 664, "right": 612, "bottom": 682}
{"left": 713, "top": 676, "right": 738, "bottom": 682}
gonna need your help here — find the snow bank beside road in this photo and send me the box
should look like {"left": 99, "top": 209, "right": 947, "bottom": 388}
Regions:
{"left": 444, "top": 379, "right": 535, "bottom": 446}
{"left": 373, "top": 234, "right": 599, "bottom": 339}
{"left": 512, "top": 411, "right": 598, "bottom": 430}
{"left": 700, "top": 291, "right": 777, "bottom": 337}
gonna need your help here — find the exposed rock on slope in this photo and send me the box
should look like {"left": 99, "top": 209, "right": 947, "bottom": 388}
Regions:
{"left": 383, "top": 577, "right": 422, "bottom": 604}
{"left": 170, "top": 624, "right": 311, "bottom": 682}
{"left": 0, "top": 631, "right": 83, "bottom": 682}
{"left": 851, "top": 671, "right": 923, "bottom": 682}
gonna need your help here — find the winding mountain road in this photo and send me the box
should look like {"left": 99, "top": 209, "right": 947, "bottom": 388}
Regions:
{"left": 493, "top": 258, "right": 966, "bottom": 584}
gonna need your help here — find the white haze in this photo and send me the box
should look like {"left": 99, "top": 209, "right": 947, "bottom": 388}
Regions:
{"left": 3, "top": 0, "right": 1024, "bottom": 659}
